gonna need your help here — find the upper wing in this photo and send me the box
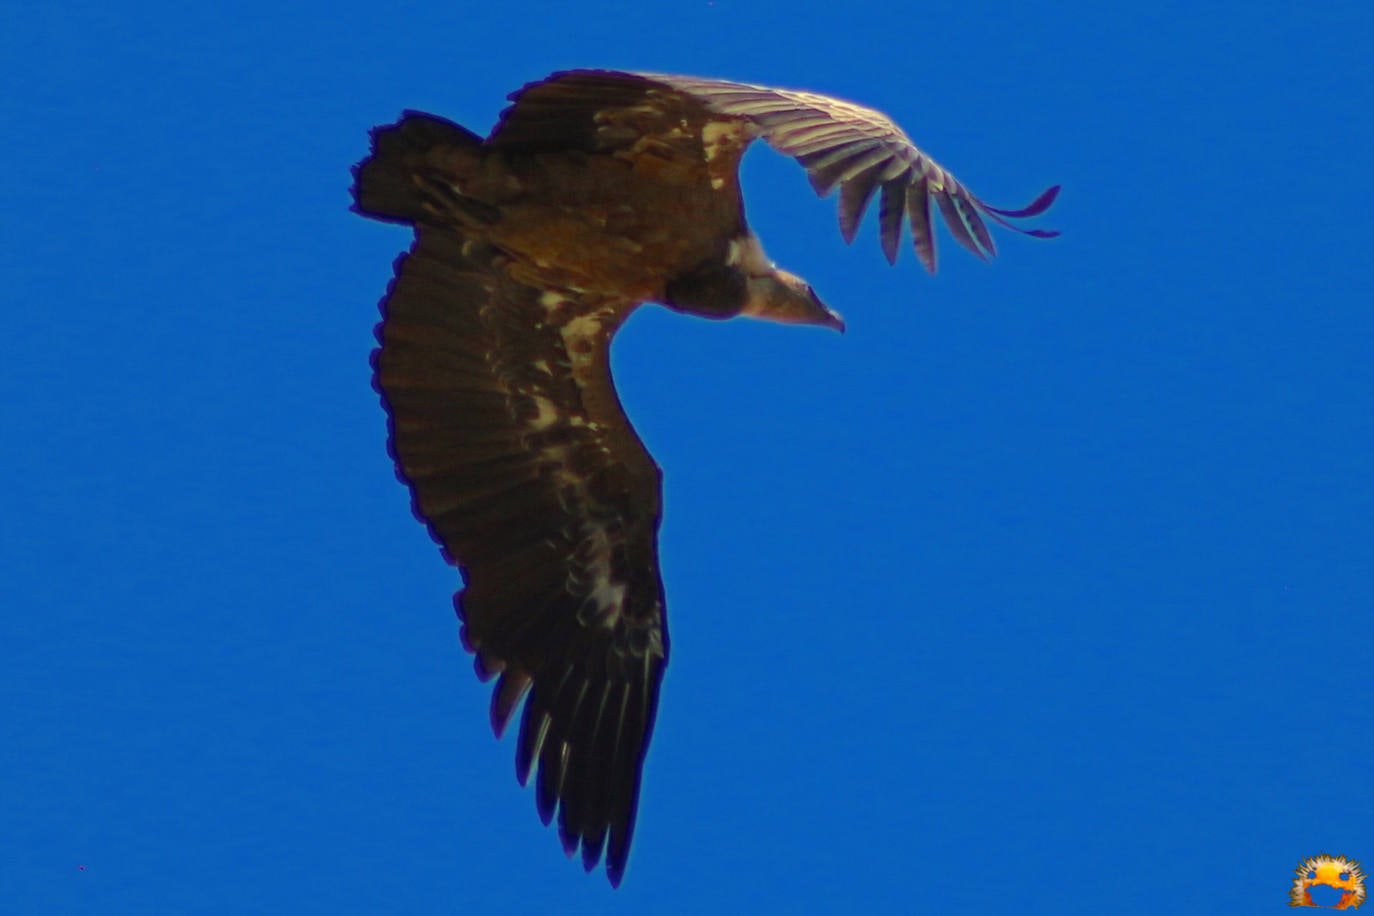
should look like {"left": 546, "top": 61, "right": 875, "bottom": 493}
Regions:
{"left": 371, "top": 226, "right": 667, "bottom": 887}
{"left": 494, "top": 69, "right": 1058, "bottom": 272}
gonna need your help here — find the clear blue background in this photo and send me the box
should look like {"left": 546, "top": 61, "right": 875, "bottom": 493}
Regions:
{"left": 3, "top": 2, "right": 1370, "bottom": 912}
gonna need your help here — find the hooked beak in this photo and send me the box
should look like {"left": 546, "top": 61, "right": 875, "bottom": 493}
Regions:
{"left": 740, "top": 269, "right": 847, "bottom": 333}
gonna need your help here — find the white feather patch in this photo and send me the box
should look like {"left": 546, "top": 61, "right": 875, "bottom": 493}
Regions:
{"left": 725, "top": 233, "right": 773, "bottom": 274}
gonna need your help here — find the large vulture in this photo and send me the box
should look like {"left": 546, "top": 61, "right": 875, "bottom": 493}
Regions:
{"left": 351, "top": 69, "right": 1057, "bottom": 886}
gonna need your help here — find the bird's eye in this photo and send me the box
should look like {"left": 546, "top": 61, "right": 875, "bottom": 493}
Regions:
{"left": 1309, "top": 871, "right": 1317, "bottom": 879}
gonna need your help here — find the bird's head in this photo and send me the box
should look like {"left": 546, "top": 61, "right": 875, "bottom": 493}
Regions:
{"left": 740, "top": 269, "right": 845, "bottom": 333}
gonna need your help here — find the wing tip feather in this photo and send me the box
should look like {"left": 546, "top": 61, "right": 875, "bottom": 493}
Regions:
{"left": 981, "top": 183, "right": 1060, "bottom": 218}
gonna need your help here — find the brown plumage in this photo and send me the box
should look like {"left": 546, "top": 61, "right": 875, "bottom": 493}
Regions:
{"left": 351, "top": 69, "right": 1057, "bottom": 886}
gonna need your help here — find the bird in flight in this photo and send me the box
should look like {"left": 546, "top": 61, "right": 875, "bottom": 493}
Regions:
{"left": 351, "top": 69, "right": 1057, "bottom": 886}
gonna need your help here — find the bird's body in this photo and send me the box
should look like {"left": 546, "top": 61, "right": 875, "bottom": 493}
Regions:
{"left": 352, "top": 69, "right": 1056, "bottom": 886}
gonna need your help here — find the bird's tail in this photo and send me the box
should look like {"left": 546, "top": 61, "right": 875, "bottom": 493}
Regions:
{"left": 351, "top": 112, "right": 495, "bottom": 226}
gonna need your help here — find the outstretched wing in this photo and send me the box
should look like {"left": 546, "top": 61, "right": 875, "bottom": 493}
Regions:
{"left": 495, "top": 69, "right": 1058, "bottom": 272}
{"left": 371, "top": 227, "right": 668, "bottom": 887}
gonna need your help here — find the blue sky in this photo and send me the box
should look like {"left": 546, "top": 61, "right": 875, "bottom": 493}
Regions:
{"left": 3, "top": 1, "right": 1371, "bottom": 912}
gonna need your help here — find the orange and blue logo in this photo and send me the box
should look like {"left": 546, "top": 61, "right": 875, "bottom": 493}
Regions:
{"left": 1290, "top": 854, "right": 1366, "bottom": 909}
